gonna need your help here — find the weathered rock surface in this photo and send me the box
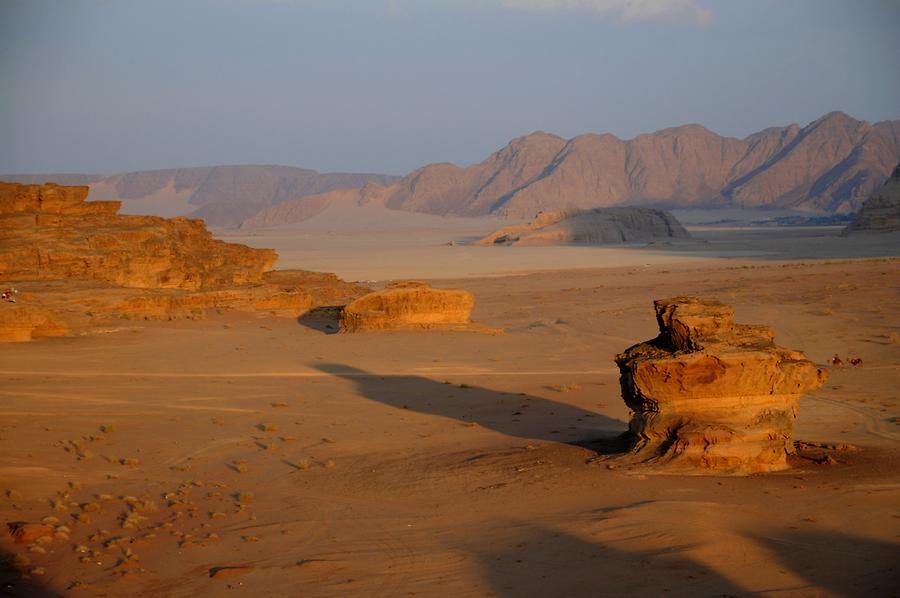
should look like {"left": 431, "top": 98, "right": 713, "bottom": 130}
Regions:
{"left": 340, "top": 281, "right": 475, "bottom": 332}
{"left": 0, "top": 181, "right": 276, "bottom": 289}
{"left": 614, "top": 297, "right": 827, "bottom": 474}
{"left": 474, "top": 207, "right": 689, "bottom": 246}
{"left": 841, "top": 161, "right": 900, "bottom": 235}
{"left": 0, "top": 304, "right": 69, "bottom": 342}
{"left": 0, "top": 181, "right": 371, "bottom": 341}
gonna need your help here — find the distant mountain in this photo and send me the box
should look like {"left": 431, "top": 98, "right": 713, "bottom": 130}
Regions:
{"left": 367, "top": 111, "right": 900, "bottom": 219}
{"left": 6, "top": 112, "right": 898, "bottom": 228}
{"left": 2, "top": 165, "right": 399, "bottom": 227}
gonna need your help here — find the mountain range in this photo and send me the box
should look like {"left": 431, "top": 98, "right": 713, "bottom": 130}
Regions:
{"left": 2, "top": 166, "right": 398, "bottom": 228}
{"left": 5, "top": 111, "right": 899, "bottom": 228}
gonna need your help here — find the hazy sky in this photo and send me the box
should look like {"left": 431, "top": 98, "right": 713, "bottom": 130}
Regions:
{"left": 1, "top": 0, "right": 898, "bottom": 175}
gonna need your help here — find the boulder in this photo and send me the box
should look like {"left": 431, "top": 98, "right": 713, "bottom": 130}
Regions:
{"left": 340, "top": 281, "right": 475, "bottom": 332}
{"left": 474, "top": 207, "right": 689, "bottom": 246}
{"left": 614, "top": 297, "right": 827, "bottom": 474}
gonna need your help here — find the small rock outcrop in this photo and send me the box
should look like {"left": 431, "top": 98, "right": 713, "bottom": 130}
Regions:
{"left": 340, "top": 281, "right": 475, "bottom": 332}
{"left": 474, "top": 207, "right": 689, "bottom": 246}
{"left": 614, "top": 297, "right": 827, "bottom": 474}
{"left": 841, "top": 161, "right": 900, "bottom": 235}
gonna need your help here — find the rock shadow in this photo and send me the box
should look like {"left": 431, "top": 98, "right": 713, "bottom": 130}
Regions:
{"left": 312, "top": 363, "right": 628, "bottom": 449}
{"left": 464, "top": 521, "right": 747, "bottom": 598}
{"left": 753, "top": 529, "right": 899, "bottom": 596}
{"left": 296, "top": 306, "right": 342, "bottom": 335}
{"left": 0, "top": 547, "right": 57, "bottom": 597}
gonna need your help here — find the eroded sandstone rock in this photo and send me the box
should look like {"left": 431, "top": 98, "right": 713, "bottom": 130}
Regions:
{"left": 0, "top": 181, "right": 372, "bottom": 341}
{"left": 0, "top": 181, "right": 276, "bottom": 289}
{"left": 340, "top": 281, "right": 475, "bottom": 332}
{"left": 615, "top": 297, "right": 827, "bottom": 474}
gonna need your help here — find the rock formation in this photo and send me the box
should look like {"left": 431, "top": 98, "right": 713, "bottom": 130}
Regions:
{"left": 614, "top": 297, "right": 827, "bottom": 474}
{"left": 841, "top": 161, "right": 900, "bottom": 235}
{"left": 340, "top": 281, "right": 475, "bottom": 332}
{"left": 0, "top": 181, "right": 370, "bottom": 341}
{"left": 474, "top": 207, "right": 689, "bottom": 246}
{"left": 0, "top": 181, "right": 276, "bottom": 289}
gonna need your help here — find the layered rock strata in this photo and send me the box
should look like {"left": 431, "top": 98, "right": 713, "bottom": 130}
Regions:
{"left": 0, "top": 182, "right": 276, "bottom": 289}
{"left": 0, "top": 181, "right": 370, "bottom": 341}
{"left": 841, "top": 161, "right": 900, "bottom": 235}
{"left": 614, "top": 297, "right": 827, "bottom": 474}
{"left": 340, "top": 281, "right": 475, "bottom": 332}
{"left": 474, "top": 207, "right": 689, "bottom": 246}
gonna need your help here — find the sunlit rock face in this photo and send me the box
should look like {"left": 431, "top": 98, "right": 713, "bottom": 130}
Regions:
{"left": 340, "top": 281, "right": 475, "bottom": 332}
{"left": 0, "top": 181, "right": 277, "bottom": 290}
{"left": 0, "top": 181, "right": 372, "bottom": 342}
{"left": 615, "top": 297, "right": 827, "bottom": 474}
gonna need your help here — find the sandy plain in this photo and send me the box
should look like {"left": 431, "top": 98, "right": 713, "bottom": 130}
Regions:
{"left": 1, "top": 205, "right": 898, "bottom": 597}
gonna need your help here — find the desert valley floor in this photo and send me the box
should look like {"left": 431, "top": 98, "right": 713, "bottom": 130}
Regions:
{"left": 1, "top": 219, "right": 898, "bottom": 597}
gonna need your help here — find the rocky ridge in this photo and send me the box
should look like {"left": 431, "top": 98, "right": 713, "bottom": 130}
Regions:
{"left": 614, "top": 297, "right": 827, "bottom": 474}
{"left": 367, "top": 112, "right": 899, "bottom": 219}
{"left": 474, "top": 207, "right": 689, "bottom": 246}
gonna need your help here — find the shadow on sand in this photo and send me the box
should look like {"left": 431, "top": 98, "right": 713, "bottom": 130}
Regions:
{"left": 297, "top": 306, "right": 343, "bottom": 335}
{"left": 464, "top": 521, "right": 747, "bottom": 598}
{"left": 462, "top": 511, "right": 899, "bottom": 597}
{"left": 1, "top": 547, "right": 57, "bottom": 597}
{"left": 752, "top": 529, "right": 899, "bottom": 597}
{"left": 312, "top": 362, "right": 629, "bottom": 451}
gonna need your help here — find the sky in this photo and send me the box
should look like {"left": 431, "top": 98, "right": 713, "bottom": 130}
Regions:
{"left": 1, "top": 0, "right": 898, "bottom": 175}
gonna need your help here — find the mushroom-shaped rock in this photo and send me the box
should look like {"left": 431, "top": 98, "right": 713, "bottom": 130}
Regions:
{"left": 340, "top": 281, "right": 475, "bottom": 332}
{"left": 614, "top": 297, "right": 827, "bottom": 474}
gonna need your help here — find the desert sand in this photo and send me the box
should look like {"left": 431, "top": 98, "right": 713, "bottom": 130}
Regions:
{"left": 1, "top": 195, "right": 899, "bottom": 596}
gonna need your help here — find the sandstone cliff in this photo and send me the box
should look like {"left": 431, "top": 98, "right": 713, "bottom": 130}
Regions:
{"left": 0, "top": 181, "right": 370, "bottom": 341}
{"left": 0, "top": 182, "right": 276, "bottom": 290}
{"left": 614, "top": 297, "right": 827, "bottom": 474}
{"left": 340, "top": 281, "right": 475, "bottom": 332}
{"left": 841, "top": 161, "right": 900, "bottom": 235}
{"left": 474, "top": 207, "right": 689, "bottom": 246}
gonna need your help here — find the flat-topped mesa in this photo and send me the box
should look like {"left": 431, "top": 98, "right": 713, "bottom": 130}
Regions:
{"left": 340, "top": 281, "right": 475, "bottom": 332}
{"left": 615, "top": 297, "right": 827, "bottom": 474}
{"left": 0, "top": 181, "right": 276, "bottom": 290}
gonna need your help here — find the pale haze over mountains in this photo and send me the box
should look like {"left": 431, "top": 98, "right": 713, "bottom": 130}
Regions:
{"left": 10, "top": 112, "right": 896, "bottom": 228}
